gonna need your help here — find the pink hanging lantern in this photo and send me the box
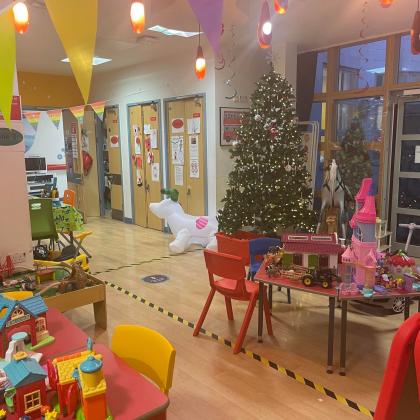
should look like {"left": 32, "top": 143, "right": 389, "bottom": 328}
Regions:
{"left": 274, "top": 0, "right": 288, "bottom": 15}
{"left": 257, "top": 0, "right": 272, "bottom": 49}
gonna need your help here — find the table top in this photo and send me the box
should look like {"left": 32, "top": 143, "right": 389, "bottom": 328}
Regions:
{"left": 4, "top": 309, "right": 169, "bottom": 420}
{"left": 254, "top": 262, "right": 420, "bottom": 302}
{"left": 52, "top": 204, "right": 84, "bottom": 232}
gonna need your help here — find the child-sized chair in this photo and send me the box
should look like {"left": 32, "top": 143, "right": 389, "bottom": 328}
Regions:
{"left": 63, "top": 189, "right": 76, "bottom": 207}
{"left": 111, "top": 325, "right": 176, "bottom": 394}
{"left": 193, "top": 249, "right": 273, "bottom": 354}
{"left": 29, "top": 198, "right": 58, "bottom": 247}
{"left": 249, "top": 237, "right": 291, "bottom": 307}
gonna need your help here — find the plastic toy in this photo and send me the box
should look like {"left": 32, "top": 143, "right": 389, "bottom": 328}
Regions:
{"left": 0, "top": 408, "right": 6, "bottom": 419}
{"left": 149, "top": 188, "right": 218, "bottom": 254}
{"left": 301, "top": 268, "right": 340, "bottom": 289}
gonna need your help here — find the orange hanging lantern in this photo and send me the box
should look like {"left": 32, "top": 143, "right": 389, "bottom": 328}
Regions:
{"left": 257, "top": 0, "right": 272, "bottom": 49}
{"left": 379, "top": 0, "right": 394, "bottom": 7}
{"left": 195, "top": 45, "right": 206, "bottom": 80}
{"left": 412, "top": 10, "right": 420, "bottom": 55}
{"left": 130, "top": 0, "right": 145, "bottom": 33}
{"left": 13, "top": 1, "right": 29, "bottom": 34}
{"left": 274, "top": 0, "right": 288, "bottom": 14}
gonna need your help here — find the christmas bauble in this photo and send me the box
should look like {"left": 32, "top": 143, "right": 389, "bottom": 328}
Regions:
{"left": 285, "top": 164, "right": 292, "bottom": 172}
{"left": 254, "top": 114, "right": 262, "bottom": 121}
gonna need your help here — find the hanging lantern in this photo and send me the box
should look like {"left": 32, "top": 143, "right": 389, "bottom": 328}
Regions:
{"left": 130, "top": 0, "right": 145, "bottom": 33}
{"left": 379, "top": 0, "right": 393, "bottom": 7}
{"left": 13, "top": 1, "right": 29, "bottom": 34}
{"left": 195, "top": 46, "right": 206, "bottom": 80}
{"left": 274, "top": 0, "right": 288, "bottom": 15}
{"left": 257, "top": 0, "right": 272, "bottom": 49}
{"left": 412, "top": 11, "right": 420, "bottom": 55}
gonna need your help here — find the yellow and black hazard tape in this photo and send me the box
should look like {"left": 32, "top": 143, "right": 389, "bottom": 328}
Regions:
{"left": 103, "top": 279, "right": 375, "bottom": 418}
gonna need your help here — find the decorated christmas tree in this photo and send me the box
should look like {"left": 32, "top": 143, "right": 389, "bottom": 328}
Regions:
{"left": 334, "top": 118, "right": 372, "bottom": 199}
{"left": 218, "top": 70, "right": 317, "bottom": 235}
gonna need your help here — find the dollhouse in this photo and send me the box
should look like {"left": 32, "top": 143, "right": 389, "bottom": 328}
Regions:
{"left": 0, "top": 295, "right": 51, "bottom": 358}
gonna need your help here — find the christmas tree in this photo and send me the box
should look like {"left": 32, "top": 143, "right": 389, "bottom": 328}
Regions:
{"left": 334, "top": 118, "right": 372, "bottom": 199}
{"left": 218, "top": 70, "right": 317, "bottom": 235}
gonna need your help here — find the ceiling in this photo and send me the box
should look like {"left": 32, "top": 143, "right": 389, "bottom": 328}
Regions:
{"left": 0, "top": 0, "right": 417, "bottom": 76}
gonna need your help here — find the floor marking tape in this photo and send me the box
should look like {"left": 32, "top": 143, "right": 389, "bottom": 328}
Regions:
{"left": 102, "top": 279, "right": 375, "bottom": 418}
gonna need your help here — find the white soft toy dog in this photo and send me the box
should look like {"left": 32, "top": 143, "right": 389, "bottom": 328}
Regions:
{"left": 149, "top": 189, "right": 218, "bottom": 254}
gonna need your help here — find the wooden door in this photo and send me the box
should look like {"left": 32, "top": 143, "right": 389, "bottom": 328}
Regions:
{"left": 128, "top": 103, "right": 162, "bottom": 229}
{"left": 166, "top": 97, "right": 206, "bottom": 215}
{"left": 104, "top": 107, "right": 123, "bottom": 220}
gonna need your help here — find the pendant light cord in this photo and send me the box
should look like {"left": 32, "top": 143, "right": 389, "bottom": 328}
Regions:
{"left": 198, "top": 24, "right": 201, "bottom": 46}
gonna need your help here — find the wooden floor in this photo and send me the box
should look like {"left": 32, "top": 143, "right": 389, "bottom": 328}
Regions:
{"left": 65, "top": 217, "right": 407, "bottom": 420}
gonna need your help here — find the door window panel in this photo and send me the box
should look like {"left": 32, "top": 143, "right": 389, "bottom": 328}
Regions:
{"left": 396, "top": 214, "right": 420, "bottom": 246}
{"left": 403, "top": 102, "right": 420, "bottom": 135}
{"left": 398, "top": 178, "right": 420, "bottom": 210}
{"left": 400, "top": 140, "right": 420, "bottom": 172}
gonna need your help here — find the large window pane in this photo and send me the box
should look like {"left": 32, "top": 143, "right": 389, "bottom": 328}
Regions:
{"left": 403, "top": 101, "right": 420, "bottom": 135}
{"left": 338, "top": 40, "right": 386, "bottom": 91}
{"left": 398, "top": 178, "right": 420, "bottom": 209}
{"left": 400, "top": 140, "right": 420, "bottom": 172}
{"left": 333, "top": 97, "right": 383, "bottom": 199}
{"left": 398, "top": 34, "right": 420, "bottom": 84}
{"left": 314, "top": 51, "right": 328, "bottom": 94}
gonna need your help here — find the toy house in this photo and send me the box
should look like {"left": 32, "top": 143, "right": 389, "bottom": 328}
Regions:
{"left": 281, "top": 233, "right": 342, "bottom": 270}
{"left": 49, "top": 346, "right": 107, "bottom": 420}
{"left": 0, "top": 295, "right": 51, "bottom": 358}
{"left": 3, "top": 352, "right": 47, "bottom": 419}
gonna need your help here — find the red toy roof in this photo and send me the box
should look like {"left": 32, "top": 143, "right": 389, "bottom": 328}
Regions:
{"left": 281, "top": 233, "right": 341, "bottom": 254}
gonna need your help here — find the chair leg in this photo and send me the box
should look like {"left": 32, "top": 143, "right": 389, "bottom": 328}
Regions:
{"left": 287, "top": 288, "right": 291, "bottom": 304}
{"left": 268, "top": 284, "right": 273, "bottom": 310}
{"left": 263, "top": 289, "right": 273, "bottom": 335}
{"left": 193, "top": 289, "right": 216, "bottom": 336}
{"left": 233, "top": 295, "right": 258, "bottom": 354}
{"left": 225, "top": 297, "right": 234, "bottom": 320}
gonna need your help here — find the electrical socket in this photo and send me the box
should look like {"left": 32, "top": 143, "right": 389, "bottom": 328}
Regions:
{"left": 12, "top": 252, "right": 26, "bottom": 264}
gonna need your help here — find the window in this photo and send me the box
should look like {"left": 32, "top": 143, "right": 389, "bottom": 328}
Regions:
{"left": 338, "top": 40, "right": 386, "bottom": 91}
{"left": 403, "top": 101, "right": 420, "bottom": 135}
{"left": 293, "top": 254, "right": 303, "bottom": 265}
{"left": 398, "top": 34, "right": 420, "bottom": 84}
{"left": 11, "top": 308, "right": 25, "bottom": 320}
{"left": 288, "top": 235, "right": 309, "bottom": 241}
{"left": 24, "top": 390, "right": 41, "bottom": 413}
{"left": 319, "top": 255, "right": 329, "bottom": 268}
{"left": 314, "top": 51, "right": 328, "bottom": 93}
{"left": 36, "top": 317, "right": 46, "bottom": 333}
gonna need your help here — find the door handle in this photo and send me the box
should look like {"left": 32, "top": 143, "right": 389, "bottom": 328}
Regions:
{"left": 187, "top": 186, "right": 191, "bottom": 195}
{"left": 145, "top": 183, "right": 150, "bottom": 192}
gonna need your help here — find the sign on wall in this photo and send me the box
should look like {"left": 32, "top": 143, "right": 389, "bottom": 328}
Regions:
{"left": 220, "top": 107, "right": 248, "bottom": 146}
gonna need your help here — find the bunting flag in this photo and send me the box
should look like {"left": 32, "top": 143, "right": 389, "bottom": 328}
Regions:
{"left": 187, "top": 0, "right": 224, "bottom": 56}
{"left": 23, "top": 111, "right": 41, "bottom": 131}
{"left": 0, "top": 10, "right": 16, "bottom": 126}
{"left": 45, "top": 0, "right": 98, "bottom": 104}
{"left": 70, "top": 105, "right": 85, "bottom": 124}
{"left": 47, "top": 109, "right": 62, "bottom": 129}
{"left": 90, "top": 100, "right": 105, "bottom": 121}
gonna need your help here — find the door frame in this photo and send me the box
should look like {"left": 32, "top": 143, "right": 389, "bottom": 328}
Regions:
{"left": 389, "top": 94, "right": 420, "bottom": 256}
{"left": 104, "top": 105, "right": 125, "bottom": 220}
{"left": 126, "top": 99, "right": 164, "bottom": 228}
{"left": 163, "top": 93, "right": 208, "bottom": 215}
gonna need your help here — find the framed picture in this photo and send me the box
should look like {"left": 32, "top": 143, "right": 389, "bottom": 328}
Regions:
{"left": 220, "top": 107, "right": 249, "bottom": 146}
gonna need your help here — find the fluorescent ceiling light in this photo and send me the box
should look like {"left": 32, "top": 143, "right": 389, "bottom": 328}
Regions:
{"left": 61, "top": 56, "right": 112, "bottom": 66}
{"left": 148, "top": 25, "right": 201, "bottom": 38}
{"left": 366, "top": 67, "right": 385, "bottom": 74}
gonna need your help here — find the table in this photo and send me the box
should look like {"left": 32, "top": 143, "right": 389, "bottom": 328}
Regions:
{"left": 4, "top": 308, "right": 169, "bottom": 419}
{"left": 254, "top": 263, "right": 420, "bottom": 375}
{"left": 52, "top": 204, "right": 84, "bottom": 234}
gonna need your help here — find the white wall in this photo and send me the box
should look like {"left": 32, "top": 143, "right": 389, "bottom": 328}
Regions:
{"left": 90, "top": 52, "right": 217, "bottom": 219}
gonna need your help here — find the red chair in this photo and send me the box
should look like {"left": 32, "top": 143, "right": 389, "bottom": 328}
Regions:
{"left": 193, "top": 249, "right": 273, "bottom": 354}
{"left": 215, "top": 232, "right": 256, "bottom": 266}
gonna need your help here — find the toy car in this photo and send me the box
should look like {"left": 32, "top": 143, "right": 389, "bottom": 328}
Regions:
{"left": 301, "top": 268, "right": 340, "bottom": 289}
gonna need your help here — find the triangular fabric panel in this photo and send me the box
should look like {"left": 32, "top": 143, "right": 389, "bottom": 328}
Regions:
{"left": 187, "top": 0, "right": 223, "bottom": 56}
{"left": 47, "top": 109, "right": 62, "bottom": 129}
{"left": 70, "top": 105, "right": 85, "bottom": 124}
{"left": 45, "top": 0, "right": 98, "bottom": 103}
{"left": 90, "top": 100, "right": 105, "bottom": 121}
{"left": 0, "top": 10, "right": 16, "bottom": 126}
{"left": 23, "top": 111, "right": 41, "bottom": 132}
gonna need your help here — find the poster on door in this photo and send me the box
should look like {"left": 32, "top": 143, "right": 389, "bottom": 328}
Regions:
{"left": 189, "top": 159, "right": 199, "bottom": 178}
{"left": 187, "top": 114, "right": 200, "bottom": 134}
{"left": 171, "top": 136, "right": 184, "bottom": 165}
{"left": 151, "top": 163, "right": 160, "bottom": 182}
{"left": 171, "top": 118, "right": 184, "bottom": 134}
{"left": 174, "top": 165, "right": 184, "bottom": 186}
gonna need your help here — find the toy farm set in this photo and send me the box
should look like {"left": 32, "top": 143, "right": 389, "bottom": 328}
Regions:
{"left": 0, "top": 292, "right": 110, "bottom": 420}
{"left": 264, "top": 178, "right": 420, "bottom": 308}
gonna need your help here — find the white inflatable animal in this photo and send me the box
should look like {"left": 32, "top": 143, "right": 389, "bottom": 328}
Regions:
{"left": 149, "top": 189, "right": 218, "bottom": 254}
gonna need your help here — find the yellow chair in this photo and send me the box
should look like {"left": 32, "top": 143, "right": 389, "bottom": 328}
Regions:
{"left": 111, "top": 325, "right": 176, "bottom": 394}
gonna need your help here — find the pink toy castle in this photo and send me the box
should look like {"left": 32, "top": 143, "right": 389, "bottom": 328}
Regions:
{"left": 341, "top": 178, "right": 378, "bottom": 286}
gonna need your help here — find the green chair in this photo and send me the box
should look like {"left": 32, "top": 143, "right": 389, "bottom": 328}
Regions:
{"left": 29, "top": 198, "right": 58, "bottom": 246}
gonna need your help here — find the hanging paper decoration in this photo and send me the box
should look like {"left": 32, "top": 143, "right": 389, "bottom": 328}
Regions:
{"left": 13, "top": 1, "right": 29, "bottom": 34}
{"left": 274, "top": 0, "right": 288, "bottom": 14}
{"left": 257, "top": 1, "right": 272, "bottom": 49}
{"left": 0, "top": 10, "right": 16, "bottom": 126}
{"left": 130, "top": 0, "right": 145, "bottom": 33}
{"left": 90, "top": 100, "right": 105, "bottom": 121}
{"left": 70, "top": 105, "right": 85, "bottom": 124}
{"left": 187, "top": 0, "right": 224, "bottom": 56}
{"left": 47, "top": 109, "right": 62, "bottom": 129}
{"left": 45, "top": 0, "right": 97, "bottom": 103}
{"left": 23, "top": 111, "right": 41, "bottom": 131}
{"left": 412, "top": 10, "right": 420, "bottom": 55}
{"left": 379, "top": 0, "right": 393, "bottom": 7}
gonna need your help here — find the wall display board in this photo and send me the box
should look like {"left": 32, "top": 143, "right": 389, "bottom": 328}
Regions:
{"left": 220, "top": 107, "right": 248, "bottom": 146}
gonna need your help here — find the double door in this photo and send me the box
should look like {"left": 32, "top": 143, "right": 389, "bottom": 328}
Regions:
{"left": 166, "top": 96, "right": 206, "bottom": 215}
{"left": 391, "top": 97, "right": 420, "bottom": 257}
{"left": 128, "top": 102, "right": 162, "bottom": 229}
